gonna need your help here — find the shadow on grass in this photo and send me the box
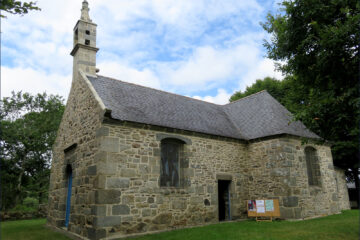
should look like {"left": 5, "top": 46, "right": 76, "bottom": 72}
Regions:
{"left": 1, "top": 210, "right": 358, "bottom": 240}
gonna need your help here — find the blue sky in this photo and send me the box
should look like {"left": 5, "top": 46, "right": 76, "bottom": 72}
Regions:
{"left": 1, "top": 0, "right": 284, "bottom": 104}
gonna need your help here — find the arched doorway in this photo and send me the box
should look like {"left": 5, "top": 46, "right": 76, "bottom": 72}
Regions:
{"left": 65, "top": 165, "right": 73, "bottom": 228}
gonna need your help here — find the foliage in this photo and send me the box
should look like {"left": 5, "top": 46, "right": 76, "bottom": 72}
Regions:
{"left": 0, "top": 0, "right": 40, "bottom": 18}
{"left": 231, "top": 4, "right": 359, "bottom": 190}
{"left": 252, "top": 0, "right": 360, "bottom": 188}
{"left": 23, "top": 197, "right": 39, "bottom": 208}
{"left": 230, "top": 77, "right": 284, "bottom": 103}
{"left": 260, "top": 0, "right": 360, "bottom": 172}
{"left": 0, "top": 92, "right": 64, "bottom": 209}
{"left": 230, "top": 76, "right": 307, "bottom": 116}
{"left": 8, "top": 204, "right": 37, "bottom": 213}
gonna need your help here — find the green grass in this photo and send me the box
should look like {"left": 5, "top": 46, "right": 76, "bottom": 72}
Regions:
{"left": 127, "top": 210, "right": 359, "bottom": 240}
{"left": 1, "top": 210, "right": 358, "bottom": 240}
{"left": 1, "top": 219, "right": 70, "bottom": 240}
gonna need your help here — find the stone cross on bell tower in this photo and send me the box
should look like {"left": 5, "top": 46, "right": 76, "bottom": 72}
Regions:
{"left": 70, "top": 0, "right": 99, "bottom": 77}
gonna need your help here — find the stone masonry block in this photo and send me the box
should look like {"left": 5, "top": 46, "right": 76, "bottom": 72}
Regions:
{"left": 156, "top": 133, "right": 192, "bottom": 144}
{"left": 152, "top": 213, "right": 173, "bottom": 224}
{"left": 283, "top": 196, "right": 298, "bottom": 207}
{"left": 180, "top": 157, "right": 189, "bottom": 168}
{"left": 332, "top": 193, "right": 338, "bottom": 201}
{"left": 100, "top": 137, "right": 119, "bottom": 153}
{"left": 95, "top": 189, "right": 121, "bottom": 204}
{"left": 96, "top": 127, "right": 109, "bottom": 138}
{"left": 112, "top": 204, "right": 130, "bottom": 215}
{"left": 172, "top": 199, "right": 187, "bottom": 210}
{"left": 91, "top": 205, "right": 106, "bottom": 216}
{"left": 94, "top": 216, "right": 122, "bottom": 227}
{"left": 94, "top": 151, "right": 107, "bottom": 162}
{"left": 107, "top": 178, "right": 130, "bottom": 189}
{"left": 98, "top": 161, "right": 117, "bottom": 175}
{"left": 183, "top": 168, "right": 194, "bottom": 178}
{"left": 87, "top": 165, "right": 97, "bottom": 176}
{"left": 271, "top": 168, "right": 290, "bottom": 177}
{"left": 120, "top": 169, "right": 136, "bottom": 178}
{"left": 294, "top": 208, "right": 302, "bottom": 219}
{"left": 142, "top": 208, "right": 151, "bottom": 217}
{"left": 153, "top": 148, "right": 160, "bottom": 157}
{"left": 87, "top": 227, "right": 106, "bottom": 240}
{"left": 94, "top": 175, "right": 106, "bottom": 189}
{"left": 190, "top": 197, "right": 202, "bottom": 204}
{"left": 280, "top": 207, "right": 294, "bottom": 219}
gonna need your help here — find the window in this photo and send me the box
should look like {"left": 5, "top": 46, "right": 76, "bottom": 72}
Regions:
{"left": 305, "top": 147, "right": 321, "bottom": 186}
{"left": 160, "top": 139, "right": 183, "bottom": 187}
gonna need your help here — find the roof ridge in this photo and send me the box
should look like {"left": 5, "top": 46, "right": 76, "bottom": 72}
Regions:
{"left": 221, "top": 107, "right": 248, "bottom": 140}
{"left": 225, "top": 90, "right": 269, "bottom": 106}
{"left": 96, "top": 74, "right": 225, "bottom": 106}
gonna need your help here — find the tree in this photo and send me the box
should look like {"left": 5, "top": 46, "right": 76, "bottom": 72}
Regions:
{"left": 230, "top": 76, "right": 310, "bottom": 114}
{"left": 0, "top": 92, "right": 64, "bottom": 209}
{"left": 0, "top": 0, "right": 40, "bottom": 18}
{"left": 261, "top": 0, "right": 360, "bottom": 200}
{"left": 230, "top": 77, "right": 284, "bottom": 103}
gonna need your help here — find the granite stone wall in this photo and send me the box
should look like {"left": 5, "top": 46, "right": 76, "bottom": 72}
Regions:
{"left": 335, "top": 167, "right": 351, "bottom": 210}
{"left": 93, "top": 123, "right": 249, "bottom": 239}
{"left": 247, "top": 138, "right": 350, "bottom": 219}
{"left": 47, "top": 72, "right": 106, "bottom": 239}
{"left": 88, "top": 123, "right": 350, "bottom": 239}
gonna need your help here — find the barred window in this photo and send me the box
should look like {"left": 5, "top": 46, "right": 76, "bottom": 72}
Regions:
{"left": 160, "top": 139, "right": 183, "bottom": 187}
{"left": 305, "top": 147, "right": 321, "bottom": 186}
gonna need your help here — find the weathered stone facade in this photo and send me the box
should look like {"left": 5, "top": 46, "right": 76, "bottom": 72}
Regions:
{"left": 47, "top": 70, "right": 106, "bottom": 238}
{"left": 47, "top": 2, "right": 350, "bottom": 240}
{"left": 48, "top": 91, "right": 350, "bottom": 239}
{"left": 247, "top": 138, "right": 350, "bottom": 219}
{"left": 92, "top": 122, "right": 248, "bottom": 238}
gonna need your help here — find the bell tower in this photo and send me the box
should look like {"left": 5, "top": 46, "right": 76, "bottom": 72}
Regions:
{"left": 70, "top": 0, "right": 99, "bottom": 77}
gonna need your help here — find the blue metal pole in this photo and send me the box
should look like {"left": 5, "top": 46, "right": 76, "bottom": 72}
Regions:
{"left": 65, "top": 172, "right": 72, "bottom": 228}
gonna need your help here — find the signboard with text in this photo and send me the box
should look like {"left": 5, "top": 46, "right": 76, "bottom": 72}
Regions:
{"left": 247, "top": 199, "right": 280, "bottom": 219}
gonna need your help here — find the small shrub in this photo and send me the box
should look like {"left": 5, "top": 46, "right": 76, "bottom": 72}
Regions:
{"left": 9, "top": 205, "right": 36, "bottom": 213}
{"left": 23, "top": 197, "right": 39, "bottom": 208}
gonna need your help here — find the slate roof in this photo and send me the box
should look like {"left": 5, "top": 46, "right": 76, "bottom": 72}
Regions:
{"left": 88, "top": 75, "right": 320, "bottom": 141}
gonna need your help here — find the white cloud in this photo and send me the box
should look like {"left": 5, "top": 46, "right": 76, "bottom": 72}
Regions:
{"left": 97, "top": 62, "right": 161, "bottom": 89}
{"left": 1, "top": 0, "right": 283, "bottom": 105}
{"left": 240, "top": 58, "right": 284, "bottom": 91}
{"left": 157, "top": 46, "right": 236, "bottom": 90}
{"left": 154, "top": 42, "right": 281, "bottom": 93}
{"left": 193, "top": 88, "right": 232, "bottom": 105}
{"left": 1, "top": 67, "right": 71, "bottom": 99}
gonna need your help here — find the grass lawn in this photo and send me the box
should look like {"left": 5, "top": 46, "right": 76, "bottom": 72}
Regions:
{"left": 1, "top": 218, "right": 70, "bottom": 240}
{"left": 128, "top": 210, "right": 359, "bottom": 240}
{"left": 1, "top": 210, "right": 358, "bottom": 240}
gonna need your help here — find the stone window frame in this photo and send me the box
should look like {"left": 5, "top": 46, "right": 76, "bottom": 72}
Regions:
{"left": 160, "top": 138, "right": 183, "bottom": 187}
{"left": 156, "top": 133, "right": 192, "bottom": 189}
{"left": 304, "top": 146, "right": 321, "bottom": 187}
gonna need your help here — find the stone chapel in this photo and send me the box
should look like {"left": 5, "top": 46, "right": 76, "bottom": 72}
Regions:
{"left": 47, "top": 1, "right": 350, "bottom": 239}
